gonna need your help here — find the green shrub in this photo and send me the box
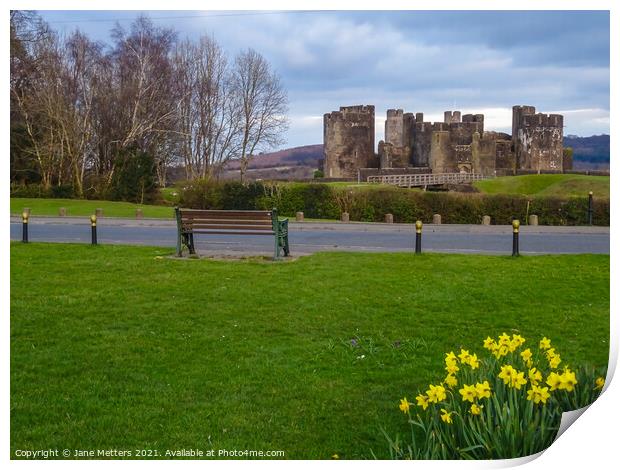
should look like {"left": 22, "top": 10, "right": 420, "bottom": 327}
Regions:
{"left": 10, "top": 183, "right": 75, "bottom": 199}
{"left": 176, "top": 181, "right": 609, "bottom": 226}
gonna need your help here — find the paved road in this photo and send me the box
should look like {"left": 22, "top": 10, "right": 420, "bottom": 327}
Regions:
{"left": 9, "top": 217, "right": 609, "bottom": 255}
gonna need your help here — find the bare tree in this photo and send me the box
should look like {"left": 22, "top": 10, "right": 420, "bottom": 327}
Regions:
{"left": 173, "top": 36, "right": 241, "bottom": 181}
{"left": 231, "top": 48, "right": 288, "bottom": 183}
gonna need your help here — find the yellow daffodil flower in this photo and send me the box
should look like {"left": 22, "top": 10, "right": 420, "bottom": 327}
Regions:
{"left": 470, "top": 403, "right": 482, "bottom": 415}
{"left": 498, "top": 365, "right": 516, "bottom": 385}
{"left": 498, "top": 333, "right": 511, "bottom": 346}
{"left": 546, "top": 372, "right": 562, "bottom": 391}
{"left": 510, "top": 371, "right": 527, "bottom": 390}
{"left": 528, "top": 367, "right": 543, "bottom": 386}
{"left": 459, "top": 384, "right": 477, "bottom": 403}
{"left": 549, "top": 355, "right": 561, "bottom": 369}
{"left": 399, "top": 397, "right": 411, "bottom": 413}
{"left": 539, "top": 337, "right": 551, "bottom": 350}
{"left": 445, "top": 363, "right": 459, "bottom": 375}
{"left": 527, "top": 385, "right": 551, "bottom": 404}
{"left": 558, "top": 369, "right": 577, "bottom": 392}
{"left": 467, "top": 353, "right": 480, "bottom": 370}
{"left": 483, "top": 337, "right": 495, "bottom": 350}
{"left": 595, "top": 377, "right": 605, "bottom": 390}
{"left": 475, "top": 381, "right": 491, "bottom": 399}
{"left": 426, "top": 384, "right": 447, "bottom": 403}
{"left": 440, "top": 409, "right": 453, "bottom": 424}
{"left": 445, "top": 351, "right": 457, "bottom": 364}
{"left": 416, "top": 393, "right": 429, "bottom": 410}
{"left": 458, "top": 349, "right": 471, "bottom": 363}
{"left": 444, "top": 374, "right": 458, "bottom": 388}
{"left": 520, "top": 348, "right": 533, "bottom": 363}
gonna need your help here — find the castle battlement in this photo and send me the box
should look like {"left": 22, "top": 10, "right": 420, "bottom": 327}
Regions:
{"left": 520, "top": 113, "right": 563, "bottom": 128}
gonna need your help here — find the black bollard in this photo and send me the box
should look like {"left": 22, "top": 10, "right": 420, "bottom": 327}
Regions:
{"left": 415, "top": 220, "right": 423, "bottom": 254}
{"left": 512, "top": 219, "right": 520, "bottom": 257}
{"left": 90, "top": 214, "right": 97, "bottom": 245}
{"left": 588, "top": 191, "right": 593, "bottom": 226}
{"left": 22, "top": 211, "right": 29, "bottom": 243}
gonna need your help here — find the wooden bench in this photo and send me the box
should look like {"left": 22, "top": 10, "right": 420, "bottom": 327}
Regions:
{"left": 174, "top": 208, "right": 290, "bottom": 259}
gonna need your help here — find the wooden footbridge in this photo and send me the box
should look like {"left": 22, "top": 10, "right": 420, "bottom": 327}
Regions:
{"left": 366, "top": 173, "right": 486, "bottom": 188}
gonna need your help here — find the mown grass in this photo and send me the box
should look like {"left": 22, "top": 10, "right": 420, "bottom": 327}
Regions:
{"left": 11, "top": 197, "right": 175, "bottom": 219}
{"left": 10, "top": 243, "right": 609, "bottom": 459}
{"left": 473, "top": 174, "right": 609, "bottom": 198}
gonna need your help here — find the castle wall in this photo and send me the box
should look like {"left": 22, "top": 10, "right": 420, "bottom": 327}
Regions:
{"left": 323, "top": 105, "right": 375, "bottom": 178}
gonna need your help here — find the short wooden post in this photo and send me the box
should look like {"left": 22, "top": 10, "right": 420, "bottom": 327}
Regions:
{"left": 482, "top": 215, "right": 491, "bottom": 225}
{"left": 59, "top": 207, "right": 67, "bottom": 217}
{"left": 341, "top": 212, "right": 349, "bottom": 223}
{"left": 136, "top": 208, "right": 144, "bottom": 219}
{"left": 95, "top": 208, "right": 104, "bottom": 218}
{"left": 432, "top": 214, "right": 442, "bottom": 224}
{"left": 385, "top": 213, "right": 393, "bottom": 224}
{"left": 296, "top": 211, "right": 304, "bottom": 222}
{"left": 528, "top": 214, "right": 538, "bottom": 226}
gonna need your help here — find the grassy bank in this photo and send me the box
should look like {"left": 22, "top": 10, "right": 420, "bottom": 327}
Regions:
{"left": 473, "top": 174, "right": 609, "bottom": 198}
{"left": 11, "top": 197, "right": 175, "bottom": 219}
{"left": 10, "top": 243, "right": 609, "bottom": 459}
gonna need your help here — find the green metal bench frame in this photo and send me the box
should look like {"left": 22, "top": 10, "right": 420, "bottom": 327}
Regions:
{"left": 175, "top": 207, "right": 289, "bottom": 260}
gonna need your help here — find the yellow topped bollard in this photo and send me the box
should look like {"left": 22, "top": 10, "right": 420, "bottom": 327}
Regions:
{"left": 90, "top": 214, "right": 98, "bottom": 245}
{"left": 512, "top": 219, "right": 520, "bottom": 256}
{"left": 415, "top": 220, "right": 423, "bottom": 253}
{"left": 21, "top": 211, "right": 29, "bottom": 243}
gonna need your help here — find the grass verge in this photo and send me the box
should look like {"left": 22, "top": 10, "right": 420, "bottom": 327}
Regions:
{"left": 473, "top": 174, "right": 609, "bottom": 198}
{"left": 10, "top": 243, "right": 609, "bottom": 459}
{"left": 11, "top": 198, "right": 175, "bottom": 219}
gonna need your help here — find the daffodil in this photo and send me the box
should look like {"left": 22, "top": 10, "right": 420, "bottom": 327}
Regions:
{"left": 470, "top": 403, "right": 482, "bottom": 415}
{"left": 510, "top": 371, "right": 527, "bottom": 390}
{"left": 498, "top": 365, "right": 516, "bottom": 385}
{"left": 492, "top": 344, "right": 509, "bottom": 359}
{"left": 527, "top": 385, "right": 551, "bottom": 404}
{"left": 444, "top": 374, "right": 458, "bottom": 388}
{"left": 475, "top": 381, "right": 491, "bottom": 399}
{"left": 440, "top": 408, "right": 453, "bottom": 424}
{"left": 539, "top": 337, "right": 551, "bottom": 350}
{"left": 415, "top": 393, "right": 429, "bottom": 410}
{"left": 528, "top": 367, "right": 542, "bottom": 386}
{"left": 459, "top": 384, "right": 477, "bottom": 403}
{"left": 399, "top": 397, "right": 411, "bottom": 413}
{"left": 426, "top": 384, "right": 447, "bottom": 403}
{"left": 545, "top": 348, "right": 556, "bottom": 360}
{"left": 445, "top": 351, "right": 457, "bottom": 364}
{"left": 549, "top": 354, "right": 561, "bottom": 369}
{"left": 458, "top": 349, "right": 471, "bottom": 363}
{"left": 512, "top": 334, "right": 525, "bottom": 346}
{"left": 467, "top": 353, "right": 480, "bottom": 370}
{"left": 594, "top": 377, "right": 605, "bottom": 391}
{"left": 445, "top": 363, "right": 459, "bottom": 375}
{"left": 558, "top": 369, "right": 577, "bottom": 392}
{"left": 483, "top": 337, "right": 496, "bottom": 350}
{"left": 546, "top": 372, "right": 562, "bottom": 391}
{"left": 498, "top": 333, "right": 511, "bottom": 346}
{"left": 520, "top": 348, "right": 533, "bottom": 364}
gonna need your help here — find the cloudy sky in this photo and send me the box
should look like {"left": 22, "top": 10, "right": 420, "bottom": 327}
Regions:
{"left": 38, "top": 10, "right": 610, "bottom": 148}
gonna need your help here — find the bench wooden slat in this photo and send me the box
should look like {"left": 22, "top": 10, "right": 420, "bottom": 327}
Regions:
{"left": 183, "top": 224, "right": 274, "bottom": 231}
{"left": 190, "top": 230, "right": 275, "bottom": 236}
{"left": 182, "top": 218, "right": 273, "bottom": 226}
{"left": 180, "top": 210, "right": 271, "bottom": 219}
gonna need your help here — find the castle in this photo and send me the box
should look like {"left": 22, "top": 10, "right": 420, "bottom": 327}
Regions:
{"left": 322, "top": 105, "right": 569, "bottom": 178}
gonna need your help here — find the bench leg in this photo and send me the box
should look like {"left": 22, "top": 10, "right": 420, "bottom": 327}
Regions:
{"left": 189, "top": 233, "right": 196, "bottom": 255}
{"left": 283, "top": 234, "right": 290, "bottom": 257}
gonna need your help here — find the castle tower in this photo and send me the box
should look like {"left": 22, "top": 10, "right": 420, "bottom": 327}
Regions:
{"left": 323, "top": 105, "right": 375, "bottom": 178}
{"left": 512, "top": 105, "right": 565, "bottom": 172}
{"left": 385, "top": 109, "right": 405, "bottom": 147}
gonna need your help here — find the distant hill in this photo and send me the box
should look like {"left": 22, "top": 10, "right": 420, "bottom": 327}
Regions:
{"left": 222, "top": 144, "right": 323, "bottom": 180}
{"left": 564, "top": 134, "right": 609, "bottom": 170}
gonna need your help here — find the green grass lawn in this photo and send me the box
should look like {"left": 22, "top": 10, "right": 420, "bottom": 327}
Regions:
{"left": 10, "top": 244, "right": 609, "bottom": 459}
{"left": 11, "top": 198, "right": 175, "bottom": 219}
{"left": 473, "top": 174, "right": 609, "bottom": 198}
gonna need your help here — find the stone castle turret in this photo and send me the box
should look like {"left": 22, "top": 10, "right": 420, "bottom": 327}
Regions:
{"left": 323, "top": 105, "right": 375, "bottom": 178}
{"left": 512, "top": 105, "right": 564, "bottom": 172}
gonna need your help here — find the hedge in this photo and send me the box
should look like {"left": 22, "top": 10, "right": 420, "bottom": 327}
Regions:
{"left": 178, "top": 180, "right": 610, "bottom": 226}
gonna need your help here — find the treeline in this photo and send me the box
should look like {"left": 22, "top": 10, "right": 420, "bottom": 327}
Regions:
{"left": 10, "top": 11, "right": 288, "bottom": 203}
{"left": 179, "top": 181, "right": 610, "bottom": 226}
